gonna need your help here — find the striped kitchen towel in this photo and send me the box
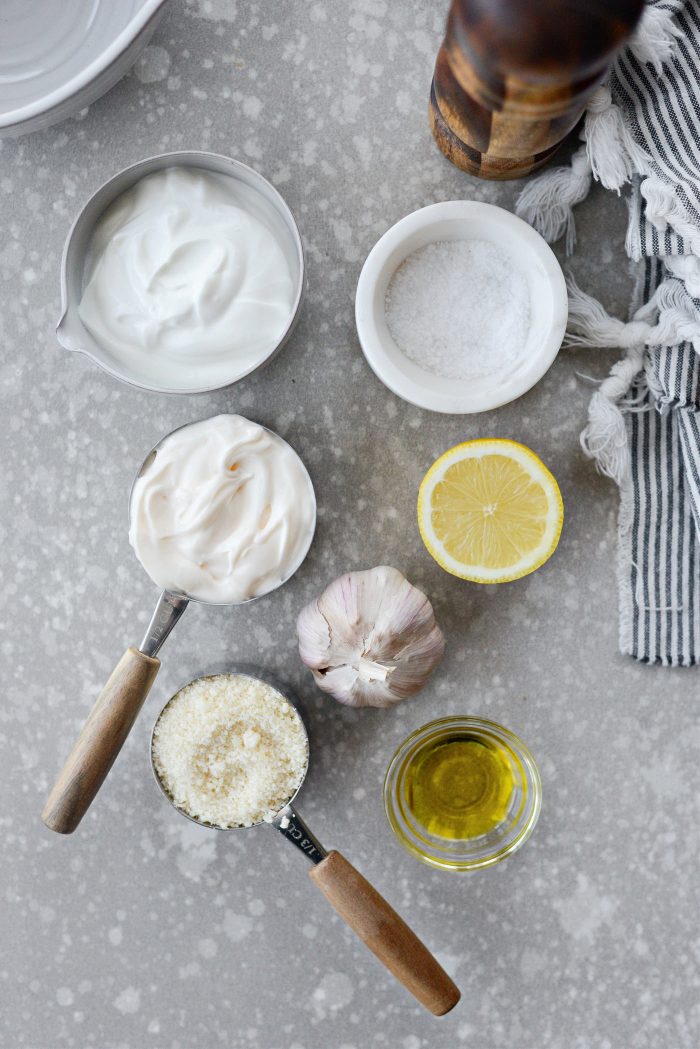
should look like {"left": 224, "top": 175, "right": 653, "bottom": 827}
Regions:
{"left": 517, "top": 0, "right": 700, "bottom": 666}
{"left": 620, "top": 259, "right": 700, "bottom": 663}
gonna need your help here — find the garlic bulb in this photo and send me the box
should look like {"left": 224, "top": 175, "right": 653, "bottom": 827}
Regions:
{"left": 296, "top": 566, "right": 445, "bottom": 708}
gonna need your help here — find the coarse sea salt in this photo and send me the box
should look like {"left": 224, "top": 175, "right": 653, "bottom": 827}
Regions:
{"left": 152, "top": 674, "right": 308, "bottom": 829}
{"left": 384, "top": 239, "right": 531, "bottom": 381}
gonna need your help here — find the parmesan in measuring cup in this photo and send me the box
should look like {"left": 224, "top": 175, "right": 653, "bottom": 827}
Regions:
{"left": 152, "top": 673, "right": 308, "bottom": 828}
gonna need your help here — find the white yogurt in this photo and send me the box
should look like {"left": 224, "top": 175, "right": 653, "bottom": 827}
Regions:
{"left": 78, "top": 167, "right": 295, "bottom": 389}
{"left": 129, "top": 415, "right": 315, "bottom": 604}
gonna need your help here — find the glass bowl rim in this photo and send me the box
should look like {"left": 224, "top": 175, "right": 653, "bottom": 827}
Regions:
{"left": 383, "top": 715, "right": 542, "bottom": 872}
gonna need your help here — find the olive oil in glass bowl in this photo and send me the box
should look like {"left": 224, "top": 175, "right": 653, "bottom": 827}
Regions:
{"left": 383, "top": 717, "right": 541, "bottom": 871}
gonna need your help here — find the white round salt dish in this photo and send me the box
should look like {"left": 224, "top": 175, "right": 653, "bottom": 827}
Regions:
{"left": 355, "top": 201, "right": 568, "bottom": 415}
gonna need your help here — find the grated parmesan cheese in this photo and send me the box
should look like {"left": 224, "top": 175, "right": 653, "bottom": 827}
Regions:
{"left": 152, "top": 673, "right": 308, "bottom": 828}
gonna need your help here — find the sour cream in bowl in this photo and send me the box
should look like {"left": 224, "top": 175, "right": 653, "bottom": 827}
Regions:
{"left": 57, "top": 153, "right": 305, "bottom": 394}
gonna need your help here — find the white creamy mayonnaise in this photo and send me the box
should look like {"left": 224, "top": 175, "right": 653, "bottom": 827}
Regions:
{"left": 79, "top": 167, "right": 295, "bottom": 389}
{"left": 129, "top": 415, "right": 315, "bottom": 604}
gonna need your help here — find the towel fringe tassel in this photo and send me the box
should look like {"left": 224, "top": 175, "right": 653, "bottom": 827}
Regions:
{"left": 514, "top": 144, "right": 591, "bottom": 254}
{"left": 664, "top": 254, "right": 700, "bottom": 297}
{"left": 513, "top": 84, "right": 652, "bottom": 251}
{"left": 564, "top": 277, "right": 700, "bottom": 485}
{"left": 514, "top": 3, "right": 681, "bottom": 250}
{"left": 640, "top": 176, "right": 700, "bottom": 250}
{"left": 627, "top": 3, "right": 683, "bottom": 74}
{"left": 583, "top": 85, "right": 650, "bottom": 192}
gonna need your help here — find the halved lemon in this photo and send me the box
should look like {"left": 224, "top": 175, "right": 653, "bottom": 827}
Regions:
{"left": 418, "top": 439, "right": 563, "bottom": 583}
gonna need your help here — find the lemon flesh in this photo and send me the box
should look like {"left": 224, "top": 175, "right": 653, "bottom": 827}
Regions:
{"left": 418, "top": 439, "right": 563, "bottom": 584}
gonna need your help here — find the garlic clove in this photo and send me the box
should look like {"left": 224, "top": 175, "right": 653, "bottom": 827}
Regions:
{"left": 296, "top": 566, "right": 445, "bottom": 708}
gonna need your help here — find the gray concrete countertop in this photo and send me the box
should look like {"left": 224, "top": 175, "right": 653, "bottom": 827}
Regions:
{"left": 2, "top": 3, "right": 698, "bottom": 1048}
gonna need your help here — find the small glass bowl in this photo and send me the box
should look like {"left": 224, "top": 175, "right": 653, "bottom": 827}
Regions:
{"left": 383, "top": 716, "right": 542, "bottom": 872}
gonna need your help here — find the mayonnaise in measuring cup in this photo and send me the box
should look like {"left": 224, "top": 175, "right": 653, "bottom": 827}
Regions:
{"left": 129, "top": 415, "right": 315, "bottom": 604}
{"left": 78, "top": 167, "right": 295, "bottom": 389}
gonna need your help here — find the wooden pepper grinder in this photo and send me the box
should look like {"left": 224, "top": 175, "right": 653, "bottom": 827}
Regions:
{"left": 429, "top": 0, "right": 644, "bottom": 180}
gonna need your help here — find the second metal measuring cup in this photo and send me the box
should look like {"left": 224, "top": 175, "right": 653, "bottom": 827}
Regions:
{"left": 41, "top": 419, "right": 316, "bottom": 836}
{"left": 150, "top": 667, "right": 461, "bottom": 1017}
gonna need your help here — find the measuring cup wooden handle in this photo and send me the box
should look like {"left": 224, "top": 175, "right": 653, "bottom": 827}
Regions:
{"left": 41, "top": 647, "right": 160, "bottom": 835}
{"left": 309, "top": 850, "right": 460, "bottom": 1016}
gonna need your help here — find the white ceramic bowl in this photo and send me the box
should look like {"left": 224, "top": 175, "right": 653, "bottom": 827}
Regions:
{"left": 355, "top": 201, "right": 568, "bottom": 415}
{"left": 57, "top": 151, "right": 305, "bottom": 395}
{"left": 0, "top": 0, "right": 168, "bottom": 138}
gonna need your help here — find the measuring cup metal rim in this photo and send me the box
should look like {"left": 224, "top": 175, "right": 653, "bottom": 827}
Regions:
{"left": 149, "top": 665, "right": 311, "bottom": 831}
{"left": 129, "top": 416, "right": 318, "bottom": 609}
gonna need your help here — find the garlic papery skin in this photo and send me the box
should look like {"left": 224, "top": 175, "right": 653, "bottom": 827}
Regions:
{"left": 296, "top": 566, "right": 445, "bottom": 708}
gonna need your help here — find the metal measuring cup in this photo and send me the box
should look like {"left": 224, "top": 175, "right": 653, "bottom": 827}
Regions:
{"left": 41, "top": 420, "right": 316, "bottom": 836}
{"left": 150, "top": 667, "right": 461, "bottom": 1017}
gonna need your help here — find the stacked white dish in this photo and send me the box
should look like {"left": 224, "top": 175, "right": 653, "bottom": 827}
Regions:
{"left": 0, "top": 0, "right": 168, "bottom": 137}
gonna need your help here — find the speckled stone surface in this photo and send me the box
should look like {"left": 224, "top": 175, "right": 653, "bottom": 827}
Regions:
{"left": 2, "top": 3, "right": 699, "bottom": 1048}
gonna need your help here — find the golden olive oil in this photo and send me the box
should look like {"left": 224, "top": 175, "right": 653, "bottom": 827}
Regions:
{"left": 404, "top": 733, "right": 515, "bottom": 840}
